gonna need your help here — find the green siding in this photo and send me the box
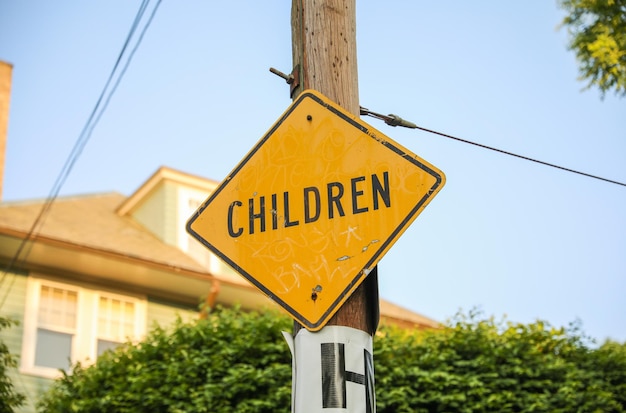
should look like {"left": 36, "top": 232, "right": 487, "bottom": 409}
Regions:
{"left": 146, "top": 298, "right": 198, "bottom": 330}
{"left": 2, "top": 272, "right": 53, "bottom": 413}
{"left": 132, "top": 181, "right": 179, "bottom": 246}
{"left": 12, "top": 374, "right": 51, "bottom": 413}
{"left": 2, "top": 271, "right": 26, "bottom": 356}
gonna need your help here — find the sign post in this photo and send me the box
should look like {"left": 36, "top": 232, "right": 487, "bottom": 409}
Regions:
{"left": 187, "top": 1, "right": 445, "bottom": 411}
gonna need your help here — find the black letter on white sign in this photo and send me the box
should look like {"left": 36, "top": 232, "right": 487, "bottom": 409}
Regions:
{"left": 321, "top": 343, "right": 374, "bottom": 412}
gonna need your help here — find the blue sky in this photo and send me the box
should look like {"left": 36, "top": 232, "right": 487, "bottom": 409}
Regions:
{"left": 1, "top": 1, "right": 624, "bottom": 343}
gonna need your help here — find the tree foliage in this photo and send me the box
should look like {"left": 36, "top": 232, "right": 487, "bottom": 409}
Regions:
{"left": 0, "top": 317, "right": 25, "bottom": 413}
{"left": 376, "top": 311, "right": 626, "bottom": 412}
{"left": 38, "top": 307, "right": 626, "bottom": 413}
{"left": 558, "top": 0, "right": 626, "bottom": 98}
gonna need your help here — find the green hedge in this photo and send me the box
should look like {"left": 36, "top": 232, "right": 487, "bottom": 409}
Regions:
{"left": 37, "top": 308, "right": 626, "bottom": 412}
{"left": 375, "top": 311, "right": 626, "bottom": 412}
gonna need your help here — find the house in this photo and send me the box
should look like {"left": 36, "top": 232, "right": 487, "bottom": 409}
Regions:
{"left": 0, "top": 61, "right": 438, "bottom": 413}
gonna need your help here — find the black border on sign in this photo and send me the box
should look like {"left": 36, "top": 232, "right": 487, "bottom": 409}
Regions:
{"left": 186, "top": 90, "right": 444, "bottom": 330}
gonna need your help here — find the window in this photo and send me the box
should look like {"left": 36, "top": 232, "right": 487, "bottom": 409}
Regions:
{"left": 34, "top": 285, "right": 78, "bottom": 371}
{"left": 21, "top": 277, "right": 146, "bottom": 378}
{"left": 96, "top": 295, "right": 137, "bottom": 356}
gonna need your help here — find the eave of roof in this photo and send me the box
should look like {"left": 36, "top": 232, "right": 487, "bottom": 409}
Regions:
{"left": 0, "top": 192, "right": 204, "bottom": 271}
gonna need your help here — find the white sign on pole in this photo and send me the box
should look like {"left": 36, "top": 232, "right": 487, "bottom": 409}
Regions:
{"left": 283, "top": 326, "right": 375, "bottom": 412}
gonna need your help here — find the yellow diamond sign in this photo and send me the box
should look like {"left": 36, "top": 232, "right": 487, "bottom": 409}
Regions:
{"left": 187, "top": 90, "right": 445, "bottom": 331}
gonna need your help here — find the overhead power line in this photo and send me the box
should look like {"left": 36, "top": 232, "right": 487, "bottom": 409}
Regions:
{"left": 360, "top": 107, "right": 626, "bottom": 188}
{"left": 0, "top": 0, "right": 164, "bottom": 308}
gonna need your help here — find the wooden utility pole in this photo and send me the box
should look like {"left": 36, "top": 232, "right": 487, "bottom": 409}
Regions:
{"left": 291, "top": 0, "right": 378, "bottom": 335}
{"left": 288, "top": 1, "right": 379, "bottom": 411}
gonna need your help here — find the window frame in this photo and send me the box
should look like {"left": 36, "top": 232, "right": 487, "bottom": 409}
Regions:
{"left": 20, "top": 276, "right": 146, "bottom": 379}
{"left": 92, "top": 290, "right": 146, "bottom": 357}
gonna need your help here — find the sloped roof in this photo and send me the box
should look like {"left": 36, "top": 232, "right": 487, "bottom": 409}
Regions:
{"left": 0, "top": 192, "right": 206, "bottom": 273}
